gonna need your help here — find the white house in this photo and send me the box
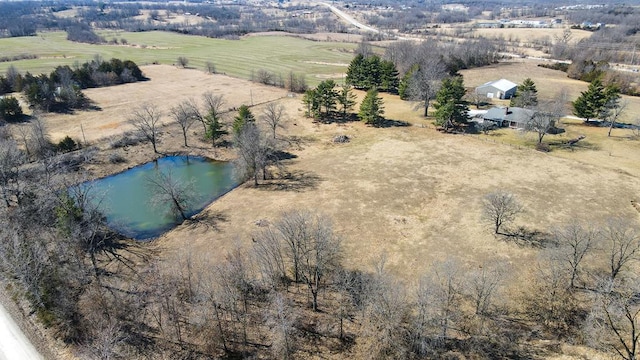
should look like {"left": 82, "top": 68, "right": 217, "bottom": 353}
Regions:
{"left": 475, "top": 79, "right": 518, "bottom": 99}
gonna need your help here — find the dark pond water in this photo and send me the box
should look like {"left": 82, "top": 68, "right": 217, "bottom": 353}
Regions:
{"left": 80, "top": 156, "right": 236, "bottom": 240}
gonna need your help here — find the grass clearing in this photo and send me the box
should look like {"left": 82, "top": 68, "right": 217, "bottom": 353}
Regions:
{"left": 0, "top": 31, "right": 357, "bottom": 85}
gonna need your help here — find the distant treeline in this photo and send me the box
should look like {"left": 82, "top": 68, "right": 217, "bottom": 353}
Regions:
{"left": 0, "top": 1, "right": 346, "bottom": 39}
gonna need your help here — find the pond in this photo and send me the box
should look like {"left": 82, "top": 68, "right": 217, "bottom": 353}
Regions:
{"left": 79, "top": 156, "right": 237, "bottom": 240}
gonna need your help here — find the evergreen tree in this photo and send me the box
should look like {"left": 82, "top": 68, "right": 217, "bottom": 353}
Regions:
{"left": 337, "top": 86, "right": 357, "bottom": 119}
{"left": 346, "top": 54, "right": 399, "bottom": 93}
{"left": 233, "top": 105, "right": 255, "bottom": 135}
{"left": 0, "top": 96, "right": 23, "bottom": 122}
{"left": 316, "top": 80, "right": 339, "bottom": 117}
{"left": 572, "top": 79, "right": 607, "bottom": 123}
{"left": 510, "top": 78, "right": 538, "bottom": 108}
{"left": 363, "top": 55, "right": 381, "bottom": 89}
{"left": 380, "top": 60, "right": 400, "bottom": 93}
{"left": 358, "top": 89, "right": 385, "bottom": 126}
{"left": 345, "top": 54, "right": 366, "bottom": 89}
{"left": 433, "top": 76, "right": 469, "bottom": 131}
{"left": 302, "top": 89, "right": 321, "bottom": 119}
{"left": 398, "top": 65, "right": 418, "bottom": 100}
{"left": 205, "top": 109, "right": 227, "bottom": 146}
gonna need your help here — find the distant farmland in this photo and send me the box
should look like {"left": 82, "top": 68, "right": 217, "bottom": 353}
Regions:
{"left": 0, "top": 31, "right": 356, "bottom": 85}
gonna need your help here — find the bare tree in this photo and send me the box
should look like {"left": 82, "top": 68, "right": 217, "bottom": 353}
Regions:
{"left": 297, "top": 212, "right": 342, "bottom": 311}
{"left": 146, "top": 169, "right": 194, "bottom": 221}
{"left": 233, "top": 122, "right": 272, "bottom": 186}
{"left": 587, "top": 277, "right": 640, "bottom": 360}
{"left": 523, "top": 255, "right": 579, "bottom": 336}
{"left": 419, "top": 259, "right": 464, "bottom": 341}
{"left": 553, "top": 221, "right": 598, "bottom": 288}
{"left": 481, "top": 190, "right": 523, "bottom": 235}
{"left": 466, "top": 262, "right": 505, "bottom": 317}
{"left": 252, "top": 226, "right": 288, "bottom": 289}
{"left": 603, "top": 218, "right": 640, "bottom": 281}
{"left": 265, "top": 292, "right": 297, "bottom": 359}
{"left": 359, "top": 257, "right": 410, "bottom": 359}
{"left": 526, "top": 97, "right": 565, "bottom": 146}
{"left": 258, "top": 210, "right": 342, "bottom": 311}
{"left": 406, "top": 56, "right": 446, "bottom": 117}
{"left": 215, "top": 246, "right": 252, "bottom": 349}
{"left": 129, "top": 104, "right": 161, "bottom": 153}
{"left": 0, "top": 139, "right": 25, "bottom": 207}
{"left": 261, "top": 102, "right": 286, "bottom": 139}
{"left": 170, "top": 100, "right": 198, "bottom": 147}
{"left": 604, "top": 97, "right": 627, "bottom": 138}
{"left": 29, "top": 116, "right": 54, "bottom": 160}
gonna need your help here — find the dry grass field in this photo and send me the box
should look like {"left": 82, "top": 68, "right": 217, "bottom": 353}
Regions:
{"left": 27, "top": 63, "right": 640, "bottom": 291}
{"left": 6, "top": 40, "right": 640, "bottom": 356}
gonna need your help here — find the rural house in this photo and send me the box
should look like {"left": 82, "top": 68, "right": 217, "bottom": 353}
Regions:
{"left": 475, "top": 79, "right": 518, "bottom": 99}
{"left": 483, "top": 106, "right": 534, "bottom": 128}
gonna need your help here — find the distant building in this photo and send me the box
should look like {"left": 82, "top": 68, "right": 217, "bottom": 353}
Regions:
{"left": 475, "top": 79, "right": 517, "bottom": 100}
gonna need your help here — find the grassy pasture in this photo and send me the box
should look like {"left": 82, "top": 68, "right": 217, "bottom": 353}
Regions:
{"left": 0, "top": 31, "right": 356, "bottom": 85}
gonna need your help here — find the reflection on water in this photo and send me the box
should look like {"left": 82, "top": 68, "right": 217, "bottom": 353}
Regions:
{"left": 80, "top": 156, "right": 237, "bottom": 240}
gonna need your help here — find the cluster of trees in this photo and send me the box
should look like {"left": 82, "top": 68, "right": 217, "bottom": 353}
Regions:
{"left": 384, "top": 39, "right": 499, "bottom": 118}
{"left": 127, "top": 95, "right": 287, "bottom": 186}
{"left": 128, "top": 90, "right": 229, "bottom": 153}
{"left": 302, "top": 79, "right": 387, "bottom": 126}
{"left": 66, "top": 22, "right": 104, "bottom": 44}
{"left": 0, "top": 58, "right": 145, "bottom": 112}
{"left": 302, "top": 80, "right": 355, "bottom": 121}
{"left": 572, "top": 78, "right": 623, "bottom": 136}
{"left": 250, "top": 69, "right": 308, "bottom": 94}
{"left": 345, "top": 54, "right": 399, "bottom": 93}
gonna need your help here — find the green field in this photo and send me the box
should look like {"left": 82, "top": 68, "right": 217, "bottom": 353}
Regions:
{"left": 0, "top": 31, "right": 356, "bottom": 85}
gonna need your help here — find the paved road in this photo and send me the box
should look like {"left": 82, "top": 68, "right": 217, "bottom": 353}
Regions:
{"left": 320, "top": 2, "right": 379, "bottom": 33}
{"left": 0, "top": 302, "right": 44, "bottom": 360}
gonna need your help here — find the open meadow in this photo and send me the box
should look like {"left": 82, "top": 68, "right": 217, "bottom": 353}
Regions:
{"left": 0, "top": 31, "right": 356, "bottom": 85}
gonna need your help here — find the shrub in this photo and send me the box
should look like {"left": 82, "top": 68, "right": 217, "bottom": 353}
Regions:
{"left": 108, "top": 153, "right": 127, "bottom": 164}
{"left": 57, "top": 136, "right": 77, "bottom": 153}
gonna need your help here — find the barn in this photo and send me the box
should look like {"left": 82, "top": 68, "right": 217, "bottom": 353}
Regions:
{"left": 475, "top": 79, "right": 518, "bottom": 99}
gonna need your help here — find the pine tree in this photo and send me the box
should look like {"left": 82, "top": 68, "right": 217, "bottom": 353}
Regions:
{"left": 316, "top": 80, "right": 339, "bottom": 117}
{"left": 380, "top": 60, "right": 399, "bottom": 93}
{"left": 358, "top": 89, "right": 385, "bottom": 126}
{"left": 433, "top": 76, "right": 469, "bottom": 131}
{"left": 345, "top": 54, "right": 366, "bottom": 89}
{"left": 302, "top": 89, "right": 321, "bottom": 119}
{"left": 510, "top": 78, "right": 538, "bottom": 108}
{"left": 205, "top": 110, "right": 227, "bottom": 146}
{"left": 233, "top": 105, "right": 255, "bottom": 135}
{"left": 337, "top": 86, "right": 357, "bottom": 119}
{"left": 572, "top": 79, "right": 607, "bottom": 123}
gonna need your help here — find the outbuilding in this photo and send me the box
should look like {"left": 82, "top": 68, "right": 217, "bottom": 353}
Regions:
{"left": 475, "top": 79, "right": 518, "bottom": 99}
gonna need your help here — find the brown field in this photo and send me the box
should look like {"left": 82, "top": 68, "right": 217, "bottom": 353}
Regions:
{"left": 24, "top": 63, "right": 640, "bottom": 289}
{"left": 470, "top": 27, "right": 593, "bottom": 43}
